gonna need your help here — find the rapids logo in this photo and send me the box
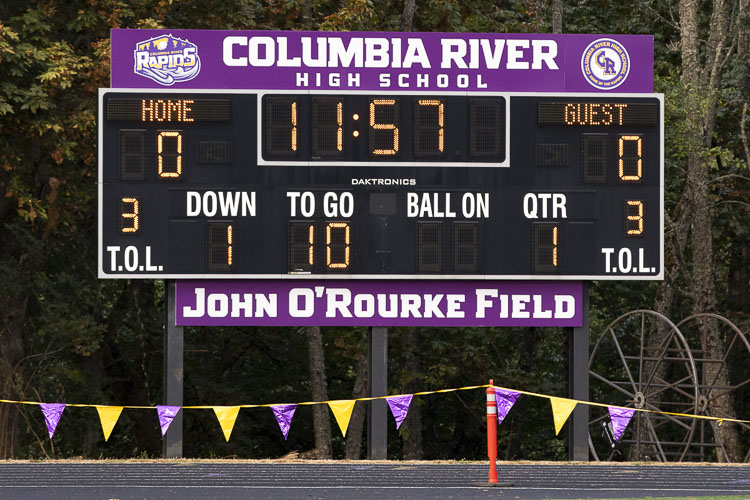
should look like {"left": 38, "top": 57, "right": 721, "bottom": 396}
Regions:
{"left": 580, "top": 38, "right": 630, "bottom": 90}
{"left": 134, "top": 35, "right": 201, "bottom": 85}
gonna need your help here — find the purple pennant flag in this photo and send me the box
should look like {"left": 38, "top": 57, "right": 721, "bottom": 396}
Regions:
{"left": 156, "top": 405, "right": 181, "bottom": 437}
{"left": 40, "top": 403, "right": 66, "bottom": 439}
{"left": 270, "top": 404, "right": 297, "bottom": 440}
{"left": 608, "top": 407, "right": 636, "bottom": 442}
{"left": 386, "top": 395, "right": 413, "bottom": 430}
{"left": 494, "top": 389, "right": 521, "bottom": 425}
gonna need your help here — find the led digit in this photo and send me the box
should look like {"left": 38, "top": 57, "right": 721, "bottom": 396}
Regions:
{"left": 264, "top": 96, "right": 300, "bottom": 158}
{"left": 326, "top": 222, "right": 350, "bottom": 270}
{"left": 469, "top": 98, "right": 505, "bottom": 160}
{"left": 119, "top": 130, "right": 145, "bottom": 180}
{"left": 289, "top": 221, "right": 315, "bottom": 272}
{"left": 626, "top": 200, "right": 644, "bottom": 235}
{"left": 337, "top": 102, "right": 343, "bottom": 151}
{"left": 307, "top": 224, "right": 314, "bottom": 266}
{"left": 414, "top": 99, "right": 444, "bottom": 156}
{"left": 453, "top": 222, "right": 479, "bottom": 273}
{"left": 552, "top": 225, "right": 558, "bottom": 267}
{"left": 417, "top": 222, "right": 442, "bottom": 273}
{"left": 619, "top": 134, "right": 643, "bottom": 181}
{"left": 226, "top": 224, "right": 233, "bottom": 266}
{"left": 582, "top": 134, "right": 608, "bottom": 183}
{"left": 157, "top": 131, "right": 182, "bottom": 178}
{"left": 207, "top": 221, "right": 233, "bottom": 271}
{"left": 532, "top": 223, "right": 560, "bottom": 273}
{"left": 369, "top": 99, "right": 399, "bottom": 156}
{"left": 291, "top": 101, "right": 298, "bottom": 152}
{"left": 120, "top": 197, "right": 139, "bottom": 233}
{"left": 311, "top": 98, "right": 344, "bottom": 157}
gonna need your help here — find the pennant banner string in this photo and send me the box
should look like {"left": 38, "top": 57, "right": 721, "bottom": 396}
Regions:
{"left": 213, "top": 406, "right": 241, "bottom": 442}
{"left": 2, "top": 383, "right": 748, "bottom": 426}
{"left": 271, "top": 404, "right": 297, "bottom": 440}
{"left": 608, "top": 407, "right": 636, "bottom": 442}
{"left": 488, "top": 385, "right": 750, "bottom": 425}
{"left": 387, "top": 395, "right": 413, "bottom": 430}
{"left": 40, "top": 403, "right": 65, "bottom": 439}
{"left": 96, "top": 406, "right": 124, "bottom": 442}
{"left": 328, "top": 400, "right": 356, "bottom": 437}
{"left": 495, "top": 388, "right": 521, "bottom": 425}
{"left": 157, "top": 405, "right": 181, "bottom": 437}
{"left": 550, "top": 397, "right": 578, "bottom": 436}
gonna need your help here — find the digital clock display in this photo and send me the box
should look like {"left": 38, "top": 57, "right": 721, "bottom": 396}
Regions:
{"left": 98, "top": 89, "right": 663, "bottom": 280}
{"left": 260, "top": 94, "right": 506, "bottom": 163}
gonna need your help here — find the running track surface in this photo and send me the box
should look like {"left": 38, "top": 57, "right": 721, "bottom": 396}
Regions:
{"left": 0, "top": 461, "right": 749, "bottom": 499}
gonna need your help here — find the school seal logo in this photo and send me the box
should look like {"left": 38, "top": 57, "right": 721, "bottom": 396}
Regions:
{"left": 134, "top": 34, "right": 201, "bottom": 86}
{"left": 581, "top": 38, "right": 630, "bottom": 90}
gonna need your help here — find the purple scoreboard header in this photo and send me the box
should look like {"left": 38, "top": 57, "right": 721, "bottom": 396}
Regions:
{"left": 111, "top": 29, "right": 653, "bottom": 92}
{"left": 176, "top": 280, "right": 582, "bottom": 327}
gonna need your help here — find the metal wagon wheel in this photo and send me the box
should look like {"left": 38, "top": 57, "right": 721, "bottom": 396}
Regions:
{"left": 588, "top": 310, "right": 699, "bottom": 461}
{"left": 675, "top": 313, "right": 750, "bottom": 462}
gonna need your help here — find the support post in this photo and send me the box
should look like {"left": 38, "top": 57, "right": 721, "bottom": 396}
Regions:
{"left": 367, "top": 326, "right": 388, "bottom": 459}
{"left": 164, "top": 280, "right": 184, "bottom": 458}
{"left": 568, "top": 281, "right": 590, "bottom": 460}
{"left": 486, "top": 381, "right": 498, "bottom": 483}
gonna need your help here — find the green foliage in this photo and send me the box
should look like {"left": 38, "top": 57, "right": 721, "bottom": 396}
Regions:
{"left": 0, "top": 0, "right": 748, "bottom": 461}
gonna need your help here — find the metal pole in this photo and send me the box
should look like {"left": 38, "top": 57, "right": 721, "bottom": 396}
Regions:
{"left": 367, "top": 326, "right": 388, "bottom": 459}
{"left": 568, "top": 282, "right": 590, "bottom": 460}
{"left": 164, "top": 280, "right": 184, "bottom": 458}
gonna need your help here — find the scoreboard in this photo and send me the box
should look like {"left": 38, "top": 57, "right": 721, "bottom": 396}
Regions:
{"left": 98, "top": 89, "right": 663, "bottom": 280}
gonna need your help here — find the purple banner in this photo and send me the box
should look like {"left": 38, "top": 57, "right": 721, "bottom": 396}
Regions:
{"left": 157, "top": 405, "right": 181, "bottom": 437}
{"left": 40, "top": 403, "right": 66, "bottom": 439}
{"left": 271, "top": 404, "right": 297, "bottom": 440}
{"left": 494, "top": 388, "right": 521, "bottom": 426}
{"left": 387, "top": 395, "right": 413, "bottom": 430}
{"left": 175, "top": 280, "right": 582, "bottom": 327}
{"left": 608, "top": 407, "right": 636, "bottom": 442}
{"left": 111, "top": 29, "right": 652, "bottom": 92}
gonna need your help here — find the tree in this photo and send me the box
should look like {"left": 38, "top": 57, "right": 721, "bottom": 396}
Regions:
{"left": 0, "top": 0, "right": 747, "bottom": 462}
{"left": 306, "top": 326, "right": 332, "bottom": 458}
{"left": 674, "top": 0, "right": 742, "bottom": 461}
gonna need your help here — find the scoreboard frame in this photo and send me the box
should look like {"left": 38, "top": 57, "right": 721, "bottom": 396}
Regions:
{"left": 98, "top": 88, "right": 664, "bottom": 281}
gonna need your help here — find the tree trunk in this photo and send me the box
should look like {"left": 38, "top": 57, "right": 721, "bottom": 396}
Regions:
{"left": 0, "top": 296, "right": 27, "bottom": 458}
{"left": 740, "top": 0, "right": 750, "bottom": 55}
{"left": 101, "top": 284, "right": 159, "bottom": 456}
{"left": 401, "top": 0, "right": 417, "bottom": 32}
{"left": 300, "top": 0, "right": 312, "bottom": 29}
{"left": 552, "top": 0, "right": 563, "bottom": 34}
{"left": 400, "top": 327, "right": 423, "bottom": 459}
{"left": 306, "top": 326, "right": 332, "bottom": 458}
{"left": 345, "top": 330, "right": 368, "bottom": 460}
{"left": 679, "top": 0, "right": 740, "bottom": 461}
{"left": 505, "top": 327, "right": 538, "bottom": 460}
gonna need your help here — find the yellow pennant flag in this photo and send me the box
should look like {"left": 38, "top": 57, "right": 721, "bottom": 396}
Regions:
{"left": 96, "top": 406, "right": 124, "bottom": 442}
{"left": 213, "top": 406, "right": 241, "bottom": 442}
{"left": 550, "top": 397, "right": 578, "bottom": 435}
{"left": 327, "top": 400, "right": 356, "bottom": 437}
